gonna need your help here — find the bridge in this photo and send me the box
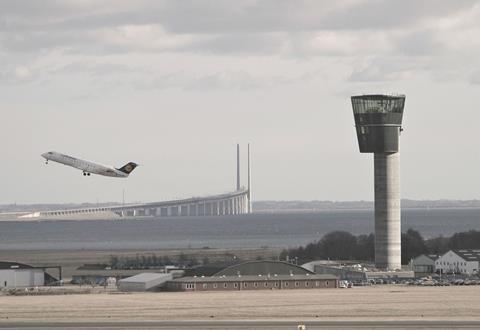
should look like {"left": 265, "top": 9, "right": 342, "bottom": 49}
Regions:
{"left": 18, "top": 144, "right": 252, "bottom": 220}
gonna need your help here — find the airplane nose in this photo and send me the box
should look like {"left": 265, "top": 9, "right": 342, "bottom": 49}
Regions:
{"left": 41, "top": 153, "right": 48, "bottom": 159}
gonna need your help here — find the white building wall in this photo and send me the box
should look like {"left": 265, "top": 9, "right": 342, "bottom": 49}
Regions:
{"left": 0, "top": 269, "right": 45, "bottom": 289}
{"left": 435, "top": 251, "right": 479, "bottom": 275}
{"left": 33, "top": 271, "right": 45, "bottom": 286}
{"left": 118, "top": 282, "right": 146, "bottom": 292}
{"left": 465, "top": 260, "right": 476, "bottom": 274}
{"left": 15, "top": 270, "right": 31, "bottom": 286}
{"left": 0, "top": 270, "right": 15, "bottom": 288}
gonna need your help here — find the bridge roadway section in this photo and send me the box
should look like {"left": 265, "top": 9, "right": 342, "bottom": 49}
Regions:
{"left": 30, "top": 189, "right": 250, "bottom": 219}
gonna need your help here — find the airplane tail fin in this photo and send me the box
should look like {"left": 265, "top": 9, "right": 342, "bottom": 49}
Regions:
{"left": 117, "top": 162, "right": 138, "bottom": 175}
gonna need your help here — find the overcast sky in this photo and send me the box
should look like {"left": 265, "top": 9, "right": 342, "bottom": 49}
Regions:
{"left": 1, "top": 0, "right": 480, "bottom": 204}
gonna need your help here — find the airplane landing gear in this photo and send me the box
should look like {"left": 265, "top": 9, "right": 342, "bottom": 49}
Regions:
{"left": 83, "top": 172, "right": 91, "bottom": 176}
{"left": 45, "top": 160, "right": 48, "bottom": 164}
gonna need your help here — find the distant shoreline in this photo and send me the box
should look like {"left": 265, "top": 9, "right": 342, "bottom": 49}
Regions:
{"left": 2, "top": 205, "right": 480, "bottom": 222}
{"left": 253, "top": 199, "right": 480, "bottom": 212}
{"left": 255, "top": 206, "right": 480, "bottom": 213}
{"left": 2, "top": 199, "right": 480, "bottom": 215}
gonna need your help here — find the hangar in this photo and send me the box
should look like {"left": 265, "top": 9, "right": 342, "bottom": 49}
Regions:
{"left": 167, "top": 260, "right": 338, "bottom": 291}
{"left": 167, "top": 274, "right": 338, "bottom": 291}
{"left": 0, "top": 261, "right": 45, "bottom": 289}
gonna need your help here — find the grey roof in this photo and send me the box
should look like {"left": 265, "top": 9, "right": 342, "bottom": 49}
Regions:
{"left": 351, "top": 94, "right": 406, "bottom": 100}
{"left": 0, "top": 261, "right": 34, "bottom": 270}
{"left": 453, "top": 249, "right": 480, "bottom": 262}
{"left": 118, "top": 272, "right": 170, "bottom": 283}
{"left": 171, "top": 274, "right": 337, "bottom": 283}
{"left": 185, "top": 261, "right": 243, "bottom": 277}
{"left": 73, "top": 269, "right": 146, "bottom": 277}
{"left": 213, "top": 261, "right": 314, "bottom": 277}
{"left": 413, "top": 254, "right": 438, "bottom": 262}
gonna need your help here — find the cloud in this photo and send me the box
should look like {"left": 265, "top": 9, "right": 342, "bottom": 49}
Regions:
{"left": 1, "top": 0, "right": 480, "bottom": 87}
{"left": 318, "top": 0, "right": 476, "bottom": 30}
{"left": 0, "top": 65, "right": 37, "bottom": 84}
{"left": 395, "top": 30, "right": 446, "bottom": 56}
{"left": 149, "top": 1, "right": 477, "bottom": 34}
{"left": 14, "top": 65, "right": 30, "bottom": 79}
{"left": 128, "top": 69, "right": 319, "bottom": 91}
{"left": 349, "top": 57, "right": 422, "bottom": 82}
{"left": 1, "top": 0, "right": 477, "bottom": 55}
{"left": 184, "top": 71, "right": 265, "bottom": 91}
{"left": 184, "top": 33, "right": 285, "bottom": 55}
{"left": 469, "top": 70, "right": 480, "bottom": 84}
{"left": 50, "top": 61, "right": 136, "bottom": 77}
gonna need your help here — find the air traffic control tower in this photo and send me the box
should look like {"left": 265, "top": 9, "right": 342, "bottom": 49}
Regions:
{"left": 351, "top": 94, "right": 406, "bottom": 270}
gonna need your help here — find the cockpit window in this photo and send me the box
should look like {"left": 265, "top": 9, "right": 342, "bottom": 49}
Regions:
{"left": 48, "top": 152, "right": 53, "bottom": 154}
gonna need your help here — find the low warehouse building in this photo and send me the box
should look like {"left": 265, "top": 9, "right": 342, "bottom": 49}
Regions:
{"left": 364, "top": 270, "right": 414, "bottom": 282}
{"left": 0, "top": 261, "right": 45, "bottom": 289}
{"left": 167, "top": 274, "right": 338, "bottom": 292}
{"left": 118, "top": 273, "right": 173, "bottom": 292}
{"left": 303, "top": 260, "right": 414, "bottom": 283}
{"left": 71, "top": 268, "right": 149, "bottom": 285}
{"left": 313, "top": 265, "right": 366, "bottom": 282}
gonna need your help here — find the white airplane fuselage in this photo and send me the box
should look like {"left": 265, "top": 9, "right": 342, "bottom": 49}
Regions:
{"left": 41, "top": 151, "right": 137, "bottom": 178}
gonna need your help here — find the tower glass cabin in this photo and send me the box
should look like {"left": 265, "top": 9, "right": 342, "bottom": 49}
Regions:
{"left": 352, "top": 95, "right": 405, "bottom": 153}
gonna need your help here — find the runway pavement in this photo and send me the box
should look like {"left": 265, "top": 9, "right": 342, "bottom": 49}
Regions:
{"left": 1, "top": 320, "right": 480, "bottom": 329}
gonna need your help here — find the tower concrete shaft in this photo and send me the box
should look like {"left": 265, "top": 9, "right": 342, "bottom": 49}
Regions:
{"left": 374, "top": 152, "right": 401, "bottom": 270}
{"left": 351, "top": 94, "right": 405, "bottom": 270}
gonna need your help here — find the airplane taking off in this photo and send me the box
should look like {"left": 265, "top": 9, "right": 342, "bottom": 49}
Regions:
{"left": 41, "top": 151, "right": 138, "bottom": 178}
